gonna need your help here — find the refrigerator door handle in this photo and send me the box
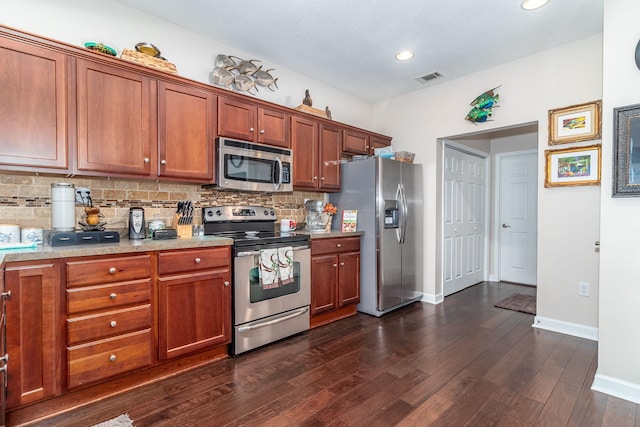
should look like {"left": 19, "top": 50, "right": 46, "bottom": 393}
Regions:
{"left": 395, "top": 185, "right": 402, "bottom": 243}
{"left": 399, "top": 184, "right": 408, "bottom": 244}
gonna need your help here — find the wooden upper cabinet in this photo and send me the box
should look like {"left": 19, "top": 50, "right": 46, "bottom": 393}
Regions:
{"left": 291, "top": 115, "right": 319, "bottom": 190}
{"left": 218, "top": 97, "right": 257, "bottom": 141}
{"left": 76, "top": 59, "right": 156, "bottom": 177}
{"left": 0, "top": 37, "right": 69, "bottom": 171}
{"left": 318, "top": 123, "right": 341, "bottom": 191}
{"left": 158, "top": 81, "right": 216, "bottom": 182}
{"left": 369, "top": 134, "right": 392, "bottom": 154}
{"left": 258, "top": 107, "right": 290, "bottom": 148}
{"left": 218, "top": 97, "right": 289, "bottom": 148}
{"left": 342, "top": 129, "right": 370, "bottom": 155}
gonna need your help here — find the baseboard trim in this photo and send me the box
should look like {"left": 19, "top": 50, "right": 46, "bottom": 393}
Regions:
{"left": 592, "top": 372, "right": 640, "bottom": 404}
{"left": 532, "top": 315, "right": 598, "bottom": 341}
{"left": 422, "top": 292, "right": 443, "bottom": 305}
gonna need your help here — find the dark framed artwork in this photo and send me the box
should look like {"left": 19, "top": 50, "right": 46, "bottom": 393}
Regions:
{"left": 612, "top": 103, "right": 640, "bottom": 197}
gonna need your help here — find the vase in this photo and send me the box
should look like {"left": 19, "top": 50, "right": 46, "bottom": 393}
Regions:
{"left": 324, "top": 214, "right": 333, "bottom": 231}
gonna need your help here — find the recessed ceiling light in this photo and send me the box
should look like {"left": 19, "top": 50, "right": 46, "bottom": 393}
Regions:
{"left": 395, "top": 50, "right": 414, "bottom": 61}
{"left": 521, "top": 0, "right": 549, "bottom": 10}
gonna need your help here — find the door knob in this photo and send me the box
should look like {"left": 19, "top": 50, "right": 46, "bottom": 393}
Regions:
{"left": 502, "top": 224, "right": 511, "bottom": 228}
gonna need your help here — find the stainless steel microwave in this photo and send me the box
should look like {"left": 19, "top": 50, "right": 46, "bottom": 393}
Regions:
{"left": 216, "top": 138, "right": 293, "bottom": 192}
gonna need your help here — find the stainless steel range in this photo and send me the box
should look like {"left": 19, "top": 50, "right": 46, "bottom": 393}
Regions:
{"left": 203, "top": 206, "right": 310, "bottom": 355}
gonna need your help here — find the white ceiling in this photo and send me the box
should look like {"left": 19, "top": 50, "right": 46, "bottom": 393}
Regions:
{"left": 114, "top": 0, "right": 603, "bottom": 103}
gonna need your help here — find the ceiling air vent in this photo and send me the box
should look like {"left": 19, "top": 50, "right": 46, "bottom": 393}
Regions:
{"left": 415, "top": 71, "right": 443, "bottom": 84}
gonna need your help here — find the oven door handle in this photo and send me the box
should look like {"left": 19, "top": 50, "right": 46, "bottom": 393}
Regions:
{"left": 237, "top": 307, "right": 309, "bottom": 332}
{"left": 236, "top": 245, "right": 309, "bottom": 257}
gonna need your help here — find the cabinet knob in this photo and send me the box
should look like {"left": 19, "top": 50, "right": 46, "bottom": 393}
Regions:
{"left": 109, "top": 354, "right": 117, "bottom": 362}
{"left": 260, "top": 129, "right": 265, "bottom": 134}
{"left": 109, "top": 293, "right": 117, "bottom": 300}
{"left": 333, "top": 264, "right": 338, "bottom": 268}
{"left": 321, "top": 177, "right": 325, "bottom": 181}
{"left": 0, "top": 290, "right": 11, "bottom": 301}
{"left": 249, "top": 127, "right": 255, "bottom": 132}
{"left": 194, "top": 257, "right": 201, "bottom": 264}
{"left": 340, "top": 262, "right": 345, "bottom": 266}
{"left": 160, "top": 159, "right": 167, "bottom": 165}
{"left": 336, "top": 243, "right": 341, "bottom": 248}
{"left": 110, "top": 320, "right": 117, "bottom": 328}
{"left": 224, "top": 281, "right": 230, "bottom": 287}
{"left": 366, "top": 145, "right": 370, "bottom": 149}
{"left": 313, "top": 176, "right": 318, "bottom": 180}
{"left": 143, "top": 157, "right": 150, "bottom": 163}
{"left": 108, "top": 267, "right": 117, "bottom": 274}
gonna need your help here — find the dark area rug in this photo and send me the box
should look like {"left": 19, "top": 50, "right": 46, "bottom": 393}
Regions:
{"left": 494, "top": 293, "right": 536, "bottom": 315}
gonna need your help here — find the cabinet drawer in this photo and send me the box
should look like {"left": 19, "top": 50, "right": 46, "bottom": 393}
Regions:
{"left": 67, "top": 329, "right": 153, "bottom": 389}
{"left": 67, "top": 255, "right": 151, "bottom": 287}
{"left": 67, "top": 304, "right": 151, "bottom": 345}
{"left": 67, "top": 279, "right": 151, "bottom": 314}
{"left": 158, "top": 247, "right": 230, "bottom": 275}
{"left": 311, "top": 237, "right": 360, "bottom": 256}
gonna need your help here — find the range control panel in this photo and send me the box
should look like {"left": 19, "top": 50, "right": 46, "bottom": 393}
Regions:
{"left": 202, "top": 206, "right": 276, "bottom": 223}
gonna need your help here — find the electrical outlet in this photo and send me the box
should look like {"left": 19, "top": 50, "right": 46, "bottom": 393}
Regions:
{"left": 75, "top": 187, "right": 91, "bottom": 205}
{"left": 578, "top": 281, "right": 590, "bottom": 297}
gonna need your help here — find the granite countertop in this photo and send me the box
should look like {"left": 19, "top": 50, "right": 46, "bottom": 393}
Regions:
{"left": 0, "top": 235, "right": 234, "bottom": 263}
{"left": 301, "top": 230, "right": 364, "bottom": 239}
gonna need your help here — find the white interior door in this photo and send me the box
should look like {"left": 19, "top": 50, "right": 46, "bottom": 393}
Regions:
{"left": 443, "top": 146, "right": 487, "bottom": 296}
{"left": 499, "top": 152, "right": 537, "bottom": 285}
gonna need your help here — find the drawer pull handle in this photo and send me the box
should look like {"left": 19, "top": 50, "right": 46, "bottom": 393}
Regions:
{"left": 108, "top": 267, "right": 117, "bottom": 274}
{"left": 109, "top": 293, "right": 117, "bottom": 300}
{"left": 224, "top": 281, "right": 230, "bottom": 287}
{"left": 110, "top": 321, "right": 117, "bottom": 328}
{"left": 194, "top": 257, "right": 201, "bottom": 264}
{"left": 336, "top": 243, "right": 341, "bottom": 248}
{"left": 109, "top": 354, "right": 117, "bottom": 362}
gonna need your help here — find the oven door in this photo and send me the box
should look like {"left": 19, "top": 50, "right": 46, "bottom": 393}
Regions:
{"left": 233, "top": 244, "right": 310, "bottom": 326}
{"left": 217, "top": 138, "right": 292, "bottom": 192}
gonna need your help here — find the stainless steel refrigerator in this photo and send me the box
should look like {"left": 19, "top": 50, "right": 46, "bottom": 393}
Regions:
{"left": 329, "top": 156, "right": 423, "bottom": 316}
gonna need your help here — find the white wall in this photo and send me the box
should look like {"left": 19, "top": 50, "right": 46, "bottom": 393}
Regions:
{"left": 373, "top": 35, "right": 603, "bottom": 333}
{"left": 2, "top": 0, "right": 374, "bottom": 130}
{"left": 592, "top": 0, "right": 640, "bottom": 404}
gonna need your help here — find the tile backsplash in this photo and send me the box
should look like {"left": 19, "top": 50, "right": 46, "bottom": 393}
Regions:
{"left": 0, "top": 173, "right": 323, "bottom": 232}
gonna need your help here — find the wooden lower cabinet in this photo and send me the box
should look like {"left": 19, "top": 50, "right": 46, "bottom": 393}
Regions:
{"left": 5, "top": 261, "right": 62, "bottom": 409}
{"left": 158, "top": 247, "right": 232, "bottom": 360}
{"left": 65, "top": 255, "right": 153, "bottom": 390}
{"left": 310, "top": 237, "right": 361, "bottom": 328}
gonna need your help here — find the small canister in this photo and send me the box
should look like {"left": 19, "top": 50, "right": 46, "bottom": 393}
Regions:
{"left": 147, "top": 220, "right": 166, "bottom": 238}
{"left": 21, "top": 228, "right": 43, "bottom": 245}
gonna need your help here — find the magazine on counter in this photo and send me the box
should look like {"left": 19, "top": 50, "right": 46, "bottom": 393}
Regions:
{"left": 341, "top": 210, "right": 358, "bottom": 232}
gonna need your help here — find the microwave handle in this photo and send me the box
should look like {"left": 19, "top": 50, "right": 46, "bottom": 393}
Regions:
{"left": 274, "top": 157, "right": 283, "bottom": 190}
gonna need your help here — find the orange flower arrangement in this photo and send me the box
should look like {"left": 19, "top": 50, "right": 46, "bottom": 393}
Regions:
{"left": 323, "top": 202, "right": 337, "bottom": 215}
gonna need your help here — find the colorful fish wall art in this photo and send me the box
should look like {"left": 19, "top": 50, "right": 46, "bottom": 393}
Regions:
{"left": 465, "top": 85, "right": 501, "bottom": 124}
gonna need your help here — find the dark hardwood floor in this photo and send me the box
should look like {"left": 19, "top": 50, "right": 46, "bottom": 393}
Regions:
{"left": 13, "top": 282, "right": 640, "bottom": 426}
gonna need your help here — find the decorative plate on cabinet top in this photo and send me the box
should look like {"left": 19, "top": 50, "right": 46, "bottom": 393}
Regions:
{"left": 83, "top": 42, "right": 117, "bottom": 56}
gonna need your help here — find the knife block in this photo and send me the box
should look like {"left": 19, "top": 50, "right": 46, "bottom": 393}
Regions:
{"left": 172, "top": 214, "right": 193, "bottom": 238}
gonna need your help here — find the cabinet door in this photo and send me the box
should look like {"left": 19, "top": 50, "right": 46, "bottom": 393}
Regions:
{"left": 218, "top": 97, "right": 257, "bottom": 141}
{"left": 291, "top": 116, "right": 319, "bottom": 190}
{"left": 338, "top": 252, "right": 360, "bottom": 307}
{"left": 0, "top": 38, "right": 69, "bottom": 170}
{"left": 343, "top": 129, "right": 369, "bottom": 155}
{"left": 158, "top": 269, "right": 231, "bottom": 360}
{"left": 258, "top": 107, "right": 290, "bottom": 148}
{"left": 5, "top": 262, "right": 61, "bottom": 409}
{"left": 158, "top": 81, "right": 215, "bottom": 182}
{"left": 318, "top": 123, "right": 342, "bottom": 191}
{"left": 310, "top": 254, "right": 337, "bottom": 315}
{"left": 76, "top": 59, "right": 155, "bottom": 176}
{"left": 369, "top": 135, "right": 392, "bottom": 155}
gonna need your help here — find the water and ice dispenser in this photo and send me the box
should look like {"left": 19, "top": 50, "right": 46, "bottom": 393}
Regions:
{"left": 384, "top": 200, "right": 399, "bottom": 229}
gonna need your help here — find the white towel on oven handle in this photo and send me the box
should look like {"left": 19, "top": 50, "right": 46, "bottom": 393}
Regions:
{"left": 259, "top": 248, "right": 280, "bottom": 289}
{"left": 278, "top": 246, "right": 294, "bottom": 285}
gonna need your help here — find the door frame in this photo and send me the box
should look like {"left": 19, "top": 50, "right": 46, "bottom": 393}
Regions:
{"left": 492, "top": 149, "right": 538, "bottom": 283}
{"left": 440, "top": 141, "right": 491, "bottom": 296}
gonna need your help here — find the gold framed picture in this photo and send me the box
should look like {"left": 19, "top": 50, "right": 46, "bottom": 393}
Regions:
{"left": 548, "top": 100, "right": 602, "bottom": 145}
{"left": 544, "top": 144, "right": 601, "bottom": 188}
